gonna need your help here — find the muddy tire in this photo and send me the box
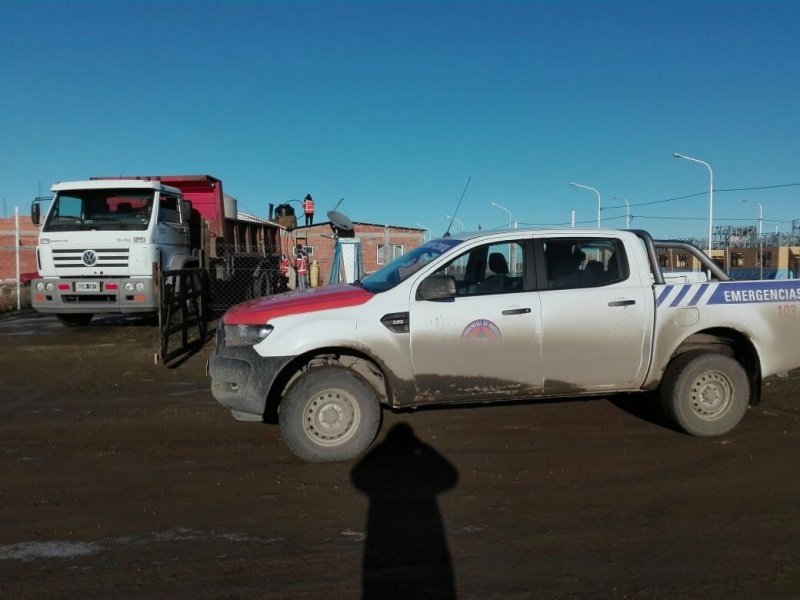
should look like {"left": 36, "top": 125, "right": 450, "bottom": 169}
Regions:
{"left": 56, "top": 313, "right": 93, "bottom": 327}
{"left": 279, "top": 366, "right": 382, "bottom": 463}
{"left": 660, "top": 352, "right": 749, "bottom": 436}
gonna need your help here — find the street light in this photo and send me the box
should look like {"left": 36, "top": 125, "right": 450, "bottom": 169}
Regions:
{"left": 673, "top": 153, "right": 713, "bottom": 256}
{"left": 416, "top": 222, "right": 430, "bottom": 242}
{"left": 741, "top": 199, "right": 763, "bottom": 236}
{"left": 613, "top": 196, "right": 631, "bottom": 229}
{"left": 488, "top": 201, "right": 515, "bottom": 228}
{"left": 569, "top": 182, "right": 601, "bottom": 228}
{"left": 742, "top": 199, "right": 764, "bottom": 280}
{"left": 444, "top": 213, "right": 464, "bottom": 232}
{"left": 488, "top": 201, "right": 516, "bottom": 270}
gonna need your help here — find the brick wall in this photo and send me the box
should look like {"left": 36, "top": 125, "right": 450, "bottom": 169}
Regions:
{"left": 0, "top": 216, "right": 39, "bottom": 280}
{"left": 292, "top": 222, "right": 426, "bottom": 285}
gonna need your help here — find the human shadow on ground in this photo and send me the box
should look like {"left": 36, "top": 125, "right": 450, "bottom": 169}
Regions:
{"left": 350, "top": 423, "right": 459, "bottom": 600}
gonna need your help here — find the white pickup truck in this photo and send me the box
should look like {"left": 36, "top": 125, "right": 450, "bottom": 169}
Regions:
{"left": 209, "top": 228, "right": 800, "bottom": 462}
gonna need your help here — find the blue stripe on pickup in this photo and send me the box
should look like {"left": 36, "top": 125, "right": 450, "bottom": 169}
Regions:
{"left": 657, "top": 281, "right": 800, "bottom": 308}
{"left": 668, "top": 284, "right": 692, "bottom": 307}
{"left": 707, "top": 281, "right": 800, "bottom": 304}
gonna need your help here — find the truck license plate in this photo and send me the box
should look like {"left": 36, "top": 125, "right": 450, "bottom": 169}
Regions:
{"left": 75, "top": 282, "right": 100, "bottom": 292}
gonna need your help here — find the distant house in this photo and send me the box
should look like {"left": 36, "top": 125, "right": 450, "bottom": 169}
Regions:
{"left": 291, "top": 221, "right": 427, "bottom": 286}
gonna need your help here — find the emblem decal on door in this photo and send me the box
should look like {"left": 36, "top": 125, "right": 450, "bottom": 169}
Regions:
{"left": 461, "top": 319, "right": 502, "bottom": 341}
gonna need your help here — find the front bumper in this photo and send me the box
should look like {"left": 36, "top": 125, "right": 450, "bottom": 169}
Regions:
{"left": 208, "top": 328, "right": 295, "bottom": 419}
{"left": 31, "top": 277, "right": 157, "bottom": 314}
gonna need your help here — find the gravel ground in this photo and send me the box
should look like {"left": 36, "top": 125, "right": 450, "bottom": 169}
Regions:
{"left": 1, "top": 312, "right": 799, "bottom": 599}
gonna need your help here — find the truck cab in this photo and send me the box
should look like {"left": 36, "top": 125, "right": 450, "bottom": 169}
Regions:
{"left": 31, "top": 179, "right": 195, "bottom": 325}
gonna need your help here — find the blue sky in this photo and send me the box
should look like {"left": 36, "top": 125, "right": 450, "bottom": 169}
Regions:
{"left": 2, "top": 0, "right": 798, "bottom": 240}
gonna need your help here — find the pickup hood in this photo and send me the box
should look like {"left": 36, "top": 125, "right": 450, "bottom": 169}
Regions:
{"left": 223, "top": 284, "right": 375, "bottom": 325}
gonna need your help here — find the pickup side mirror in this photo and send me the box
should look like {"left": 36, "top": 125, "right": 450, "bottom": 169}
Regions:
{"left": 31, "top": 202, "right": 40, "bottom": 226}
{"left": 417, "top": 275, "right": 457, "bottom": 301}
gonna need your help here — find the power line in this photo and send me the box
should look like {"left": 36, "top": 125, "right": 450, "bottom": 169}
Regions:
{"left": 507, "top": 182, "right": 800, "bottom": 231}
{"left": 598, "top": 182, "right": 800, "bottom": 211}
{"left": 716, "top": 183, "right": 800, "bottom": 192}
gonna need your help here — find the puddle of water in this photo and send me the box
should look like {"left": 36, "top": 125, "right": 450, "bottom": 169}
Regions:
{"left": 0, "top": 541, "right": 102, "bottom": 561}
{"left": 0, "top": 528, "right": 283, "bottom": 562}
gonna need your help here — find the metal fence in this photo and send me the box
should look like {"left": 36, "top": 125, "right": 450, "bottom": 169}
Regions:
{"left": 158, "top": 269, "right": 209, "bottom": 365}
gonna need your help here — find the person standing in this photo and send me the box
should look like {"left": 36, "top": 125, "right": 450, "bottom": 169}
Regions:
{"left": 302, "top": 194, "right": 315, "bottom": 226}
{"left": 279, "top": 252, "right": 290, "bottom": 292}
{"left": 295, "top": 243, "right": 309, "bottom": 290}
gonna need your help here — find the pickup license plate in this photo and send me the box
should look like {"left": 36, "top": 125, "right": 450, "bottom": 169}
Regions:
{"left": 75, "top": 282, "right": 100, "bottom": 292}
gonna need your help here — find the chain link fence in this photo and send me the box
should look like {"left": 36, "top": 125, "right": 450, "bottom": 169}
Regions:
{"left": 204, "top": 245, "right": 287, "bottom": 319}
{"left": 0, "top": 241, "right": 289, "bottom": 318}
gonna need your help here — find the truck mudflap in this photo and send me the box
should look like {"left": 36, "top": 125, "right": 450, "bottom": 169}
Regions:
{"left": 31, "top": 277, "right": 158, "bottom": 314}
{"left": 209, "top": 334, "right": 295, "bottom": 419}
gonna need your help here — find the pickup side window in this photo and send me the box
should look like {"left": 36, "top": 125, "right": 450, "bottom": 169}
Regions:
{"left": 430, "top": 240, "right": 526, "bottom": 296}
{"left": 542, "top": 237, "right": 627, "bottom": 290}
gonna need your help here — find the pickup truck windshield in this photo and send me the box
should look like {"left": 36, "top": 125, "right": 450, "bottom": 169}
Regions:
{"left": 361, "top": 238, "right": 463, "bottom": 293}
{"left": 43, "top": 189, "right": 155, "bottom": 232}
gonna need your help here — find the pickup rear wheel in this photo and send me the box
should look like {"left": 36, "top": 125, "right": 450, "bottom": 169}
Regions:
{"left": 279, "top": 366, "right": 382, "bottom": 463}
{"left": 660, "top": 352, "right": 749, "bottom": 436}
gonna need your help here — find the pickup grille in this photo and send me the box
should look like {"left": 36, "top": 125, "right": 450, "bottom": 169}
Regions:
{"left": 52, "top": 248, "right": 129, "bottom": 268}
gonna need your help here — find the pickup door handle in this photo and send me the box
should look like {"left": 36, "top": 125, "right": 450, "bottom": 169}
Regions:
{"left": 608, "top": 299, "right": 636, "bottom": 307}
{"left": 502, "top": 308, "right": 531, "bottom": 315}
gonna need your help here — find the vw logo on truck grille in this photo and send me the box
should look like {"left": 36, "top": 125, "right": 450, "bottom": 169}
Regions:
{"left": 82, "top": 250, "right": 98, "bottom": 266}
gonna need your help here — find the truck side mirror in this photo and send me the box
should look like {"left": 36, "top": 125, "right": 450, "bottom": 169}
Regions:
{"left": 180, "top": 199, "right": 193, "bottom": 223}
{"left": 417, "top": 275, "right": 457, "bottom": 301}
{"left": 31, "top": 202, "right": 40, "bottom": 226}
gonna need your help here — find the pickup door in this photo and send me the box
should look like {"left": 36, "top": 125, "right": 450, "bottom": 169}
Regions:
{"left": 409, "top": 237, "right": 545, "bottom": 404}
{"left": 537, "top": 236, "right": 651, "bottom": 394}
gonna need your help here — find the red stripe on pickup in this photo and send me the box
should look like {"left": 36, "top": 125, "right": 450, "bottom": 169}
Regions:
{"left": 223, "top": 284, "right": 374, "bottom": 325}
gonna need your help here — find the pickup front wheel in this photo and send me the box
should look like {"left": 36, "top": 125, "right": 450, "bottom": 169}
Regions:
{"left": 279, "top": 366, "right": 382, "bottom": 463}
{"left": 661, "top": 352, "right": 749, "bottom": 437}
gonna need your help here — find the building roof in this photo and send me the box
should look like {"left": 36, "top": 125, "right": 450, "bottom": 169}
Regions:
{"left": 295, "top": 221, "right": 426, "bottom": 232}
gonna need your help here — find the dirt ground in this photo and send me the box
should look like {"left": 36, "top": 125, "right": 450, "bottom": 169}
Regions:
{"left": 1, "top": 311, "right": 799, "bottom": 599}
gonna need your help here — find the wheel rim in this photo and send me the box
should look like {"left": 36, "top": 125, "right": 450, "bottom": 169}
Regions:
{"left": 301, "top": 388, "right": 361, "bottom": 447}
{"left": 689, "top": 370, "right": 733, "bottom": 420}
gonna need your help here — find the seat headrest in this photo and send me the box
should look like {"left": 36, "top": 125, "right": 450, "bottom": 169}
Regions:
{"left": 489, "top": 252, "right": 509, "bottom": 275}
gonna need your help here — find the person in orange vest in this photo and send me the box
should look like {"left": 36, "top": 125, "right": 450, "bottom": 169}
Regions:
{"left": 278, "top": 253, "right": 290, "bottom": 291}
{"left": 302, "top": 194, "right": 315, "bottom": 226}
{"left": 295, "top": 243, "right": 309, "bottom": 289}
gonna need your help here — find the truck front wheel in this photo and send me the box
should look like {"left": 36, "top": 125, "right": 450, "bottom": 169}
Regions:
{"left": 660, "top": 352, "right": 749, "bottom": 436}
{"left": 56, "top": 313, "right": 94, "bottom": 327}
{"left": 279, "top": 366, "right": 382, "bottom": 463}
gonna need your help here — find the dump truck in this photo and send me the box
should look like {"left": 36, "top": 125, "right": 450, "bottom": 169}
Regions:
{"left": 30, "top": 175, "right": 283, "bottom": 326}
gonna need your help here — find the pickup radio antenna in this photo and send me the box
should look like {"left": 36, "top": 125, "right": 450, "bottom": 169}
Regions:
{"left": 445, "top": 175, "right": 471, "bottom": 236}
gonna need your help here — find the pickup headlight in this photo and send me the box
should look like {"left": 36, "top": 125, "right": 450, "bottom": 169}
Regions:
{"left": 224, "top": 324, "right": 273, "bottom": 347}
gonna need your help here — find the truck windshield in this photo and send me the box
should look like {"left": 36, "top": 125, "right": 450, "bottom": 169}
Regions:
{"left": 361, "top": 238, "right": 463, "bottom": 293}
{"left": 42, "top": 189, "right": 155, "bottom": 232}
